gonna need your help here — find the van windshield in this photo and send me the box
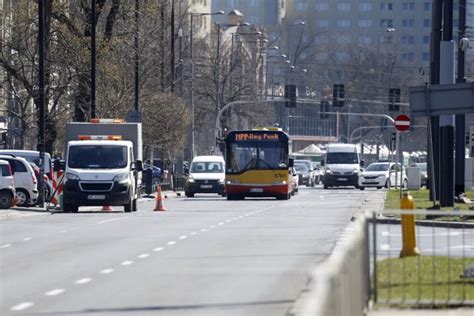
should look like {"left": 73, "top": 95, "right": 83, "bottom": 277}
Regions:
{"left": 191, "top": 162, "right": 223, "bottom": 173}
{"left": 326, "top": 152, "right": 358, "bottom": 164}
{"left": 68, "top": 145, "right": 127, "bottom": 169}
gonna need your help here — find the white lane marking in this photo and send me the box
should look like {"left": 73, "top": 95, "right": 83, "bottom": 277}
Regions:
{"left": 24, "top": 237, "right": 32, "bottom": 241}
{"left": 95, "top": 217, "right": 128, "bottom": 225}
{"left": 200, "top": 228, "right": 207, "bottom": 232}
{"left": 167, "top": 241, "right": 176, "bottom": 246}
{"left": 153, "top": 247, "right": 164, "bottom": 252}
{"left": 0, "top": 243, "right": 12, "bottom": 249}
{"left": 218, "top": 222, "right": 224, "bottom": 225}
{"left": 75, "top": 277, "right": 92, "bottom": 284}
{"left": 60, "top": 230, "right": 68, "bottom": 233}
{"left": 138, "top": 253, "right": 150, "bottom": 259}
{"left": 225, "top": 220, "right": 232, "bottom": 223}
{"left": 45, "top": 289, "right": 65, "bottom": 296}
{"left": 120, "top": 261, "right": 133, "bottom": 266}
{"left": 179, "top": 235, "right": 187, "bottom": 240}
{"left": 10, "top": 302, "right": 34, "bottom": 311}
{"left": 190, "top": 232, "right": 197, "bottom": 235}
{"left": 100, "top": 268, "right": 114, "bottom": 274}
{"left": 209, "top": 225, "right": 216, "bottom": 229}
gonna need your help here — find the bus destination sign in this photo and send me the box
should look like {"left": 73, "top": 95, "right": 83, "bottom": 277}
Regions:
{"left": 234, "top": 132, "right": 280, "bottom": 141}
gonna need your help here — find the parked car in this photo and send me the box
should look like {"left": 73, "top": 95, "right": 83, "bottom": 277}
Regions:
{"left": 295, "top": 159, "right": 316, "bottom": 186}
{"left": 0, "top": 150, "right": 53, "bottom": 180}
{"left": 294, "top": 163, "right": 311, "bottom": 186}
{"left": 0, "top": 155, "right": 38, "bottom": 206}
{"left": 0, "top": 159, "right": 16, "bottom": 209}
{"left": 410, "top": 162, "right": 428, "bottom": 187}
{"left": 358, "top": 162, "right": 408, "bottom": 190}
{"left": 290, "top": 167, "right": 299, "bottom": 195}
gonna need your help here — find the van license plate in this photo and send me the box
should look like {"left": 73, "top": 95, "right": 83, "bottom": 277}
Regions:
{"left": 200, "top": 185, "right": 212, "bottom": 189}
{"left": 88, "top": 195, "right": 105, "bottom": 200}
{"left": 250, "top": 188, "right": 263, "bottom": 193}
{"left": 337, "top": 178, "right": 347, "bottom": 181}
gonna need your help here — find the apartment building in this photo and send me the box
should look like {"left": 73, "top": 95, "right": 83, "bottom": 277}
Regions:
{"left": 212, "top": 0, "right": 286, "bottom": 27}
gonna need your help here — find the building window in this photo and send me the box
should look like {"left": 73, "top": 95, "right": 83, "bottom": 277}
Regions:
{"left": 359, "top": 36, "right": 371, "bottom": 44}
{"left": 402, "top": 35, "right": 415, "bottom": 44}
{"left": 402, "top": 2, "right": 415, "bottom": 11}
{"left": 402, "top": 19, "right": 415, "bottom": 28}
{"left": 315, "top": 3, "right": 329, "bottom": 11}
{"left": 423, "top": 52, "right": 430, "bottom": 62}
{"left": 358, "top": 20, "right": 373, "bottom": 28}
{"left": 380, "top": 19, "right": 394, "bottom": 27}
{"left": 296, "top": 3, "right": 308, "bottom": 11}
{"left": 359, "top": 3, "right": 372, "bottom": 11}
{"left": 424, "top": 19, "right": 431, "bottom": 28}
{"left": 336, "top": 19, "right": 351, "bottom": 28}
{"left": 337, "top": 3, "right": 351, "bottom": 11}
{"left": 381, "top": 2, "right": 394, "bottom": 11}
{"left": 336, "top": 35, "right": 350, "bottom": 44}
{"left": 383, "top": 35, "right": 394, "bottom": 44}
{"left": 423, "top": 35, "right": 430, "bottom": 44}
{"left": 402, "top": 52, "right": 415, "bottom": 62}
{"left": 318, "top": 20, "right": 329, "bottom": 28}
{"left": 424, "top": 2, "right": 431, "bottom": 11}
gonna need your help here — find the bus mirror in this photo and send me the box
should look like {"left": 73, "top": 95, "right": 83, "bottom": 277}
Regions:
{"left": 288, "top": 158, "right": 294, "bottom": 168}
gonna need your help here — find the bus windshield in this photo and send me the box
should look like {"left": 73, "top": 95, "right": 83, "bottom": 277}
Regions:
{"left": 226, "top": 141, "right": 288, "bottom": 174}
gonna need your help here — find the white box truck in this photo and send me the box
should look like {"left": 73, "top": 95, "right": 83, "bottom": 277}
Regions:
{"left": 62, "top": 119, "right": 143, "bottom": 213}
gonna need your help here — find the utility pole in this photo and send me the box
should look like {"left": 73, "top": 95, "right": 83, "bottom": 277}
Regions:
{"left": 91, "top": 0, "right": 96, "bottom": 119}
{"left": 439, "top": 0, "right": 455, "bottom": 207}
{"left": 170, "top": 0, "right": 175, "bottom": 93}
{"left": 455, "top": 0, "right": 466, "bottom": 196}
{"left": 428, "top": 0, "right": 442, "bottom": 204}
{"left": 37, "top": 0, "right": 45, "bottom": 208}
{"left": 178, "top": 27, "right": 183, "bottom": 96}
{"left": 134, "top": 0, "right": 139, "bottom": 113}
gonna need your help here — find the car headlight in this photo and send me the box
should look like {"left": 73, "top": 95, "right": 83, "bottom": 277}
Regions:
{"left": 66, "top": 172, "right": 80, "bottom": 181}
{"left": 218, "top": 178, "right": 225, "bottom": 184}
{"left": 353, "top": 168, "right": 360, "bottom": 174}
{"left": 325, "top": 168, "right": 332, "bottom": 174}
{"left": 378, "top": 175, "right": 386, "bottom": 178}
{"left": 113, "top": 173, "right": 129, "bottom": 182}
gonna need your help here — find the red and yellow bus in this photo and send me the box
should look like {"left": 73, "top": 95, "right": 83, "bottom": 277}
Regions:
{"left": 224, "top": 129, "right": 294, "bottom": 200}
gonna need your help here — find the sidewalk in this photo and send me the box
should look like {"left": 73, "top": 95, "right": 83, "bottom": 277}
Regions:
{"left": 368, "top": 308, "right": 474, "bottom": 315}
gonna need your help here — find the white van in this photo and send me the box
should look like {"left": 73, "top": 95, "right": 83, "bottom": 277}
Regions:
{"left": 185, "top": 156, "right": 225, "bottom": 197}
{"left": 320, "top": 143, "right": 363, "bottom": 189}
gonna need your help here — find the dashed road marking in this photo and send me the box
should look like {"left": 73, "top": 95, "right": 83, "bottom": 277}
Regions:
{"left": 209, "top": 225, "right": 216, "bottom": 229}
{"left": 200, "top": 228, "right": 207, "bottom": 232}
{"left": 120, "top": 261, "right": 133, "bottom": 266}
{"left": 0, "top": 243, "right": 12, "bottom": 249}
{"left": 179, "top": 235, "right": 187, "bottom": 240}
{"left": 138, "top": 253, "right": 150, "bottom": 259}
{"left": 218, "top": 222, "right": 224, "bottom": 225}
{"left": 100, "top": 268, "right": 114, "bottom": 274}
{"left": 75, "top": 278, "right": 92, "bottom": 285}
{"left": 60, "top": 230, "right": 68, "bottom": 233}
{"left": 10, "top": 302, "right": 34, "bottom": 311}
{"left": 190, "top": 232, "right": 197, "bottom": 235}
{"left": 95, "top": 217, "right": 128, "bottom": 225}
{"left": 45, "top": 289, "right": 65, "bottom": 296}
{"left": 24, "top": 237, "right": 32, "bottom": 241}
{"left": 225, "top": 220, "right": 232, "bottom": 223}
{"left": 153, "top": 247, "right": 164, "bottom": 252}
{"left": 167, "top": 241, "right": 176, "bottom": 246}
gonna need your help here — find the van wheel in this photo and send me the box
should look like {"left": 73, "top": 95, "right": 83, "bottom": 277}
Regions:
{"left": 15, "top": 189, "right": 29, "bottom": 207}
{"left": 359, "top": 187, "right": 365, "bottom": 190}
{"left": 323, "top": 184, "right": 329, "bottom": 189}
{"left": 0, "top": 191, "right": 13, "bottom": 209}
{"left": 185, "top": 192, "right": 194, "bottom": 198}
{"left": 132, "top": 199, "right": 137, "bottom": 212}
{"left": 63, "top": 203, "right": 78, "bottom": 213}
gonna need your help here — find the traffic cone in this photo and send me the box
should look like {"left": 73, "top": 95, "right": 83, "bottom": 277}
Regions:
{"left": 102, "top": 205, "right": 113, "bottom": 212}
{"left": 153, "top": 185, "right": 166, "bottom": 212}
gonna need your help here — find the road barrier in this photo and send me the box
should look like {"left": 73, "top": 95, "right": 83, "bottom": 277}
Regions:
{"left": 295, "top": 209, "right": 474, "bottom": 315}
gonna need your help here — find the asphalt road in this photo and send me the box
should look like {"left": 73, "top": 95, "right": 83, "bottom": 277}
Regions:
{"left": 1, "top": 186, "right": 385, "bottom": 316}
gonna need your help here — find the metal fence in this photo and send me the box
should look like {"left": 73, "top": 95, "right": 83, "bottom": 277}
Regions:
{"left": 294, "top": 210, "right": 474, "bottom": 315}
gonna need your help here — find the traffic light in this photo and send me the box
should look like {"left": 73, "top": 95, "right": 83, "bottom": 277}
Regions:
{"left": 389, "top": 88, "right": 401, "bottom": 112}
{"left": 332, "top": 84, "right": 345, "bottom": 107}
{"left": 320, "top": 101, "right": 330, "bottom": 119}
{"left": 285, "top": 84, "right": 297, "bottom": 108}
{"left": 390, "top": 132, "right": 396, "bottom": 151}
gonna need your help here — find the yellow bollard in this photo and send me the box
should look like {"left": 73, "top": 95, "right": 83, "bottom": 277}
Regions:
{"left": 400, "top": 192, "right": 420, "bottom": 258}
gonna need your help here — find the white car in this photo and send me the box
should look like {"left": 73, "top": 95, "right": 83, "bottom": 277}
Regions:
{"left": 358, "top": 162, "right": 408, "bottom": 190}
{"left": 290, "top": 167, "right": 299, "bottom": 194}
{"left": 0, "top": 159, "right": 16, "bottom": 209}
{"left": 0, "top": 155, "right": 39, "bottom": 206}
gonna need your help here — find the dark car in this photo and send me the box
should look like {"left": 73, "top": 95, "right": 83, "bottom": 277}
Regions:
{"left": 294, "top": 163, "right": 311, "bottom": 186}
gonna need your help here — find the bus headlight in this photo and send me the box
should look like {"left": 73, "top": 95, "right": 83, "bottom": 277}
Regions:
{"left": 226, "top": 179, "right": 240, "bottom": 184}
{"left": 273, "top": 180, "right": 287, "bottom": 185}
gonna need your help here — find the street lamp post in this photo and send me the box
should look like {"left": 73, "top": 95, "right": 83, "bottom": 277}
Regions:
{"left": 189, "top": 10, "right": 224, "bottom": 159}
{"left": 377, "top": 26, "right": 396, "bottom": 101}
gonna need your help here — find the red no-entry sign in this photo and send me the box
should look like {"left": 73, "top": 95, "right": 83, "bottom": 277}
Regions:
{"left": 394, "top": 114, "right": 411, "bottom": 132}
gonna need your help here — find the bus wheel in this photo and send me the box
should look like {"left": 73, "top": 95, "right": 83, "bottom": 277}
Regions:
{"left": 227, "top": 194, "right": 237, "bottom": 200}
{"left": 276, "top": 194, "right": 289, "bottom": 200}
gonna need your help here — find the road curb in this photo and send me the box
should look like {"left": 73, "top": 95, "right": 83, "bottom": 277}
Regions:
{"left": 371, "top": 216, "right": 474, "bottom": 229}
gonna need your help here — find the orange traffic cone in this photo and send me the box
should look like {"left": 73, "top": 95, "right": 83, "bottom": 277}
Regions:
{"left": 102, "top": 205, "right": 113, "bottom": 211}
{"left": 153, "top": 185, "right": 166, "bottom": 211}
